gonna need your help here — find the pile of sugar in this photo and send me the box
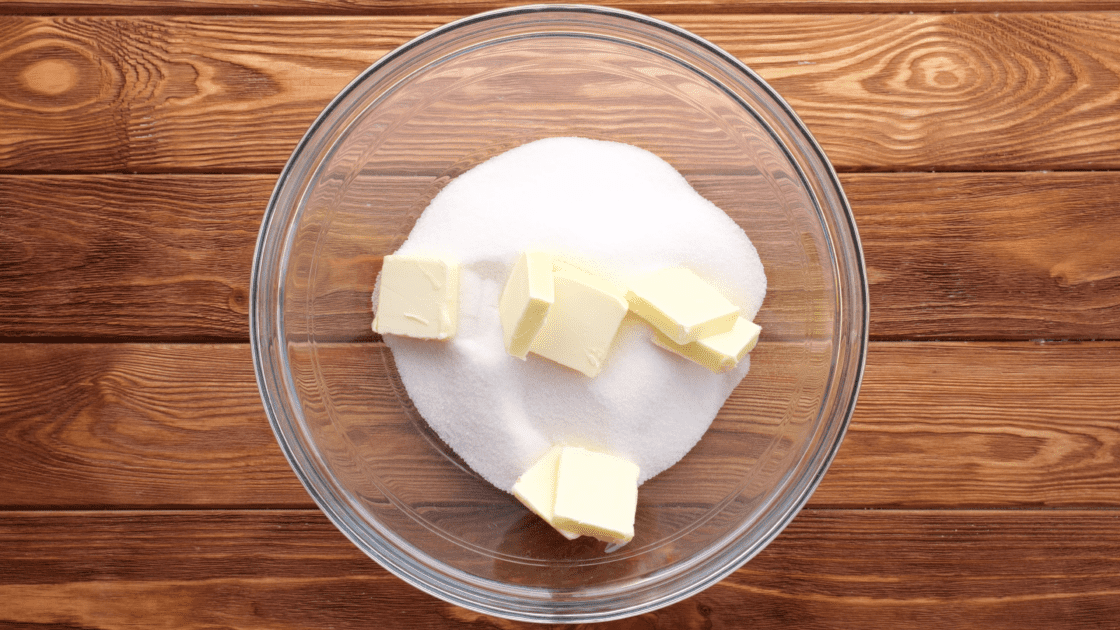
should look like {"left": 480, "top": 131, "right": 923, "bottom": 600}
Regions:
{"left": 379, "top": 137, "right": 766, "bottom": 491}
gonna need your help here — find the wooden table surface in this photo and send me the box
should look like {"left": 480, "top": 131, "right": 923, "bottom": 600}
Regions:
{"left": 3, "top": 1, "right": 1120, "bottom": 627}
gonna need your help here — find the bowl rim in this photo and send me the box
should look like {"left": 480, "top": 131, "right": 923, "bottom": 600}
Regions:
{"left": 251, "top": 4, "right": 869, "bottom": 623}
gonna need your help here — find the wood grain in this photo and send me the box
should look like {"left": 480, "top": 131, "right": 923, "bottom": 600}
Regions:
{"left": 3, "top": 14, "right": 1120, "bottom": 173}
{"left": 855, "top": 171, "right": 1120, "bottom": 340}
{"left": 0, "top": 175, "right": 263, "bottom": 341}
{"left": 0, "top": 509, "right": 1118, "bottom": 628}
{"left": 0, "top": 16, "right": 433, "bottom": 173}
{"left": 0, "top": 343, "right": 309, "bottom": 508}
{"left": 2, "top": 341, "right": 1118, "bottom": 509}
{"left": 7, "top": 0, "right": 1120, "bottom": 16}
{"left": 815, "top": 341, "right": 1120, "bottom": 508}
{"left": 3, "top": 172, "right": 1118, "bottom": 341}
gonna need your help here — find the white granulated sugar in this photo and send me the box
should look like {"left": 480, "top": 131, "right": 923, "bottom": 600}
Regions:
{"left": 379, "top": 137, "right": 766, "bottom": 491}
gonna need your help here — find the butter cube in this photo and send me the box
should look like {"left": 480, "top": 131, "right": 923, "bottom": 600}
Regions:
{"left": 626, "top": 267, "right": 739, "bottom": 344}
{"left": 652, "top": 317, "right": 761, "bottom": 373}
{"left": 551, "top": 447, "right": 640, "bottom": 546}
{"left": 372, "top": 254, "right": 459, "bottom": 340}
{"left": 499, "top": 252, "right": 555, "bottom": 359}
{"left": 511, "top": 445, "right": 580, "bottom": 540}
{"left": 529, "top": 262, "right": 628, "bottom": 377}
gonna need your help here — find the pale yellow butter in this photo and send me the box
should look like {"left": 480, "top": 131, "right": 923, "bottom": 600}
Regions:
{"left": 529, "top": 262, "right": 628, "bottom": 377}
{"left": 652, "top": 316, "right": 761, "bottom": 373}
{"left": 499, "top": 252, "right": 555, "bottom": 359}
{"left": 510, "top": 445, "right": 580, "bottom": 540}
{"left": 372, "top": 254, "right": 459, "bottom": 340}
{"left": 551, "top": 446, "right": 640, "bottom": 546}
{"left": 626, "top": 267, "right": 739, "bottom": 344}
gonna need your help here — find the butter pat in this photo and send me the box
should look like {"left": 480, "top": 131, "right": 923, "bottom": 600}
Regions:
{"left": 652, "top": 317, "right": 761, "bottom": 373}
{"left": 529, "top": 262, "right": 628, "bottom": 377}
{"left": 510, "top": 445, "right": 580, "bottom": 540}
{"left": 626, "top": 267, "right": 739, "bottom": 344}
{"left": 499, "top": 252, "right": 555, "bottom": 359}
{"left": 372, "top": 254, "right": 459, "bottom": 340}
{"left": 551, "top": 447, "right": 640, "bottom": 546}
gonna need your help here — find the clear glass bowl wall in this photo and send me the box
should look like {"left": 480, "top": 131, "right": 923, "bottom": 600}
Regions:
{"left": 252, "top": 6, "right": 867, "bottom": 623}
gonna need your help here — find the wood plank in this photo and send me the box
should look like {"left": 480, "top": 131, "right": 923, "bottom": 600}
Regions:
{"left": 814, "top": 340, "right": 1120, "bottom": 507}
{"left": 2, "top": 341, "right": 1118, "bottom": 509}
{"left": 3, "top": 172, "right": 1118, "bottom": 341}
{"left": 856, "top": 171, "right": 1120, "bottom": 340}
{"left": 0, "top": 16, "right": 437, "bottom": 173}
{"left": 0, "top": 344, "right": 310, "bottom": 508}
{"left": 0, "top": 175, "right": 264, "bottom": 341}
{"left": 7, "top": 0, "right": 1120, "bottom": 16}
{"left": 0, "top": 509, "right": 1118, "bottom": 628}
{"left": 3, "top": 14, "right": 1120, "bottom": 173}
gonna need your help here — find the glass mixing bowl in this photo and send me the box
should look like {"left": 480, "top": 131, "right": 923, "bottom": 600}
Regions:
{"left": 251, "top": 5, "right": 867, "bottom": 623}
